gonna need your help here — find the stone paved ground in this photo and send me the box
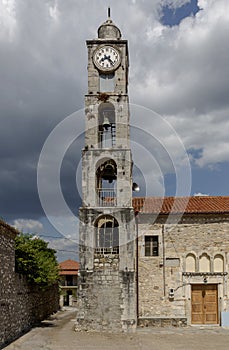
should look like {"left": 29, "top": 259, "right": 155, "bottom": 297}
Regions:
{"left": 4, "top": 308, "right": 229, "bottom": 350}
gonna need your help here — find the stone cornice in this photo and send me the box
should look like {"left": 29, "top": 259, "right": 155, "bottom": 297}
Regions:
{"left": 183, "top": 272, "right": 228, "bottom": 277}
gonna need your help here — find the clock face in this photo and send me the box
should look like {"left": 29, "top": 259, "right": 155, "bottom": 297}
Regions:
{"left": 93, "top": 45, "right": 121, "bottom": 71}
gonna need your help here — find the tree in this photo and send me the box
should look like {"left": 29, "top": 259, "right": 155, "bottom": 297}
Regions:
{"left": 15, "top": 233, "right": 59, "bottom": 287}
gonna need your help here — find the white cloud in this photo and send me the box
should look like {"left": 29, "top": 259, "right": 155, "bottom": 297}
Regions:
{"left": 49, "top": 1, "right": 60, "bottom": 20}
{"left": 194, "top": 192, "right": 209, "bottom": 196}
{"left": 129, "top": 0, "right": 229, "bottom": 169}
{"left": 46, "top": 216, "right": 78, "bottom": 239}
{"left": 165, "top": 107, "right": 229, "bottom": 167}
{"left": 12, "top": 219, "right": 43, "bottom": 233}
{"left": 0, "top": 0, "right": 16, "bottom": 40}
{"left": 47, "top": 237, "right": 78, "bottom": 262}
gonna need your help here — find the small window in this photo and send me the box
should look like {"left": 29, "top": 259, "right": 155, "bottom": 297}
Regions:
{"left": 100, "top": 73, "right": 115, "bottom": 92}
{"left": 66, "top": 275, "right": 73, "bottom": 286}
{"left": 145, "top": 236, "right": 159, "bottom": 256}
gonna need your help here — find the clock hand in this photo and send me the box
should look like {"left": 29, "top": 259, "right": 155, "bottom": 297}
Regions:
{"left": 107, "top": 55, "right": 114, "bottom": 65}
{"left": 100, "top": 56, "right": 105, "bottom": 62}
{"left": 99, "top": 54, "right": 115, "bottom": 66}
{"left": 100, "top": 55, "right": 108, "bottom": 63}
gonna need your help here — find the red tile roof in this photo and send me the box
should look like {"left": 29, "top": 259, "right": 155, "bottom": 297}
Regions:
{"left": 133, "top": 196, "right": 229, "bottom": 215}
{"left": 59, "top": 259, "right": 79, "bottom": 276}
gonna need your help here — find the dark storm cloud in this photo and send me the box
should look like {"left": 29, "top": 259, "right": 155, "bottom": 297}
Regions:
{"left": 1, "top": 0, "right": 229, "bottom": 233}
{"left": 0, "top": 0, "right": 87, "bottom": 221}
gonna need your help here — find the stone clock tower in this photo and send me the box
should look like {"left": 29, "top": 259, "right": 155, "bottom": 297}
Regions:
{"left": 76, "top": 12, "right": 136, "bottom": 332}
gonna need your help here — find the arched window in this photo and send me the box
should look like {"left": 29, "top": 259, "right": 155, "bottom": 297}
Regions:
{"left": 186, "top": 253, "right": 196, "bottom": 272}
{"left": 214, "top": 254, "right": 224, "bottom": 272}
{"left": 96, "top": 159, "right": 117, "bottom": 206}
{"left": 95, "top": 215, "right": 119, "bottom": 254}
{"left": 199, "top": 253, "right": 210, "bottom": 272}
{"left": 98, "top": 102, "right": 115, "bottom": 148}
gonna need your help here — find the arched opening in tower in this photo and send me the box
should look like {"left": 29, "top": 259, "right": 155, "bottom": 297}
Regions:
{"left": 98, "top": 102, "right": 116, "bottom": 148}
{"left": 96, "top": 159, "right": 117, "bottom": 206}
{"left": 94, "top": 215, "right": 119, "bottom": 254}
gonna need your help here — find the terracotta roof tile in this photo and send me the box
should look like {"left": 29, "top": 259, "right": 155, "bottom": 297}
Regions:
{"left": 59, "top": 259, "right": 79, "bottom": 275}
{"left": 132, "top": 196, "right": 229, "bottom": 215}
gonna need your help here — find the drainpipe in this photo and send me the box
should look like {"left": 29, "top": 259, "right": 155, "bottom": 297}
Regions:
{"left": 135, "top": 212, "right": 139, "bottom": 320}
{"left": 162, "top": 224, "right": 166, "bottom": 297}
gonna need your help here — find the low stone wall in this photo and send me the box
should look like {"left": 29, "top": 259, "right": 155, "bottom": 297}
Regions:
{"left": 0, "top": 274, "right": 59, "bottom": 349}
{"left": 0, "top": 221, "right": 59, "bottom": 348}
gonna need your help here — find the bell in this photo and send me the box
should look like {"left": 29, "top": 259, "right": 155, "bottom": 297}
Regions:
{"left": 103, "top": 117, "right": 111, "bottom": 130}
{"left": 101, "top": 163, "right": 116, "bottom": 183}
{"left": 132, "top": 182, "right": 140, "bottom": 192}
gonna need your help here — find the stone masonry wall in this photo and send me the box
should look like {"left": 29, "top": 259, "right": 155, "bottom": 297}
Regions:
{"left": 0, "top": 223, "right": 59, "bottom": 348}
{"left": 1, "top": 275, "right": 59, "bottom": 348}
{"left": 138, "top": 215, "right": 229, "bottom": 325}
{"left": 76, "top": 253, "right": 136, "bottom": 332}
{"left": 76, "top": 254, "right": 123, "bottom": 332}
{"left": 77, "top": 207, "right": 137, "bottom": 332}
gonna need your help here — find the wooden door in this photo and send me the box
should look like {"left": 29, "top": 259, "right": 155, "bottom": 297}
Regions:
{"left": 191, "top": 284, "right": 218, "bottom": 324}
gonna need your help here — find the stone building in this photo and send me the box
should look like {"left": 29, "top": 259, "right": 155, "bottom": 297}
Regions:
{"left": 134, "top": 196, "right": 229, "bottom": 327}
{"left": 59, "top": 259, "right": 79, "bottom": 307}
{"left": 77, "top": 12, "right": 229, "bottom": 331}
{"left": 77, "top": 11, "right": 136, "bottom": 332}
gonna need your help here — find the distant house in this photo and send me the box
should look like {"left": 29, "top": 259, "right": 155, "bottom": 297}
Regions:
{"left": 59, "top": 259, "right": 79, "bottom": 307}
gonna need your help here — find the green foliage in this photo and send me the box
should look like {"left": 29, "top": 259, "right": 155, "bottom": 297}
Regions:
{"left": 15, "top": 233, "right": 59, "bottom": 287}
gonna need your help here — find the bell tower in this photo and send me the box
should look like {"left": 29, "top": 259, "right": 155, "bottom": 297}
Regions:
{"left": 77, "top": 11, "right": 136, "bottom": 332}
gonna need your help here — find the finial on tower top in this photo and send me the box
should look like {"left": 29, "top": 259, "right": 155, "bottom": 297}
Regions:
{"left": 98, "top": 7, "right": 121, "bottom": 39}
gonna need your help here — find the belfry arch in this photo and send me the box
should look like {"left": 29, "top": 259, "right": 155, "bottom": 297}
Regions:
{"left": 98, "top": 102, "right": 116, "bottom": 148}
{"left": 96, "top": 158, "right": 117, "bottom": 206}
{"left": 94, "top": 215, "right": 119, "bottom": 254}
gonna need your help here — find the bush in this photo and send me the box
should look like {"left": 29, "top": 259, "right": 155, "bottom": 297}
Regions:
{"left": 15, "top": 233, "right": 59, "bottom": 286}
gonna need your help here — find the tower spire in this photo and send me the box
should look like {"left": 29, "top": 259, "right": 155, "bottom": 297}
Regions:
{"left": 108, "top": 6, "right": 111, "bottom": 18}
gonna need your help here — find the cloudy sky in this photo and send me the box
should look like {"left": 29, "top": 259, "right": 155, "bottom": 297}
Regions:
{"left": 1, "top": 0, "right": 229, "bottom": 261}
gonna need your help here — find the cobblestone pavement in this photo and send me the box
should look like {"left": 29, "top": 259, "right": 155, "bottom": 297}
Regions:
{"left": 4, "top": 308, "right": 229, "bottom": 350}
